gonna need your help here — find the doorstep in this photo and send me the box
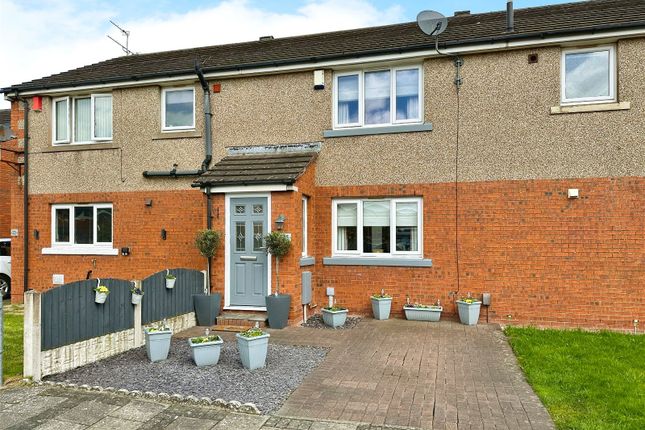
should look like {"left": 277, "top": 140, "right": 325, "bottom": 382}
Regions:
{"left": 217, "top": 311, "right": 268, "bottom": 329}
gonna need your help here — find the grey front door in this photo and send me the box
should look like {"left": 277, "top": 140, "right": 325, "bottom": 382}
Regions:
{"left": 230, "top": 197, "right": 268, "bottom": 307}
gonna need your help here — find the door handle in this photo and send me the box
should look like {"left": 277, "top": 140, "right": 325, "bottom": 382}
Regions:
{"left": 240, "top": 256, "right": 257, "bottom": 261}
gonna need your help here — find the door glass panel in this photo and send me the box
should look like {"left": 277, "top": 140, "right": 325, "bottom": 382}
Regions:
{"left": 253, "top": 222, "right": 264, "bottom": 251}
{"left": 253, "top": 204, "right": 263, "bottom": 214}
{"left": 74, "top": 207, "right": 93, "bottom": 244}
{"left": 235, "top": 222, "right": 246, "bottom": 252}
{"left": 235, "top": 205, "right": 245, "bottom": 214}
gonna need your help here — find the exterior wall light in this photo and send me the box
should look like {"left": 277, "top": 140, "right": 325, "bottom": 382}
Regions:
{"left": 275, "top": 214, "right": 286, "bottom": 230}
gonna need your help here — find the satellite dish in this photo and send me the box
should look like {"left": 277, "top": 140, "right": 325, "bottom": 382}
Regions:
{"left": 417, "top": 10, "right": 448, "bottom": 37}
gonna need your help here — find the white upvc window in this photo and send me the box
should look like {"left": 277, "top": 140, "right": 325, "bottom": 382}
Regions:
{"left": 333, "top": 66, "right": 422, "bottom": 129}
{"left": 561, "top": 45, "right": 616, "bottom": 105}
{"left": 302, "top": 196, "right": 309, "bottom": 257}
{"left": 332, "top": 198, "right": 422, "bottom": 257}
{"left": 52, "top": 94, "right": 112, "bottom": 145}
{"left": 50, "top": 204, "right": 113, "bottom": 249}
{"left": 162, "top": 87, "right": 195, "bottom": 131}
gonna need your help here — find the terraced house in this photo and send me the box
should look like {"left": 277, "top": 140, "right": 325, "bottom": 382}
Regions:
{"left": 2, "top": 0, "right": 644, "bottom": 330}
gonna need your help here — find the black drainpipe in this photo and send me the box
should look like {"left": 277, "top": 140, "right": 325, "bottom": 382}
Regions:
{"left": 142, "top": 62, "right": 213, "bottom": 177}
{"left": 205, "top": 188, "right": 213, "bottom": 292}
{"left": 22, "top": 97, "right": 30, "bottom": 291}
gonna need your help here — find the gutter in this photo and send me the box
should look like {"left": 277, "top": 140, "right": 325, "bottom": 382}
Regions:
{"left": 142, "top": 63, "right": 213, "bottom": 178}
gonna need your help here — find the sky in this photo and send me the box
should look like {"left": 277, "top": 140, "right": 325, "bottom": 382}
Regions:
{"left": 0, "top": 0, "right": 585, "bottom": 108}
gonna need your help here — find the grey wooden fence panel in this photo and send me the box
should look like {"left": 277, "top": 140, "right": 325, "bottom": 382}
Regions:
{"left": 41, "top": 278, "right": 135, "bottom": 351}
{"left": 141, "top": 268, "right": 203, "bottom": 325}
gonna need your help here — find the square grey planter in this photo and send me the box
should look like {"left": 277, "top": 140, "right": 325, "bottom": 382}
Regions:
{"left": 321, "top": 308, "right": 348, "bottom": 328}
{"left": 189, "top": 336, "right": 223, "bottom": 367}
{"left": 236, "top": 333, "right": 270, "bottom": 370}
{"left": 456, "top": 300, "right": 482, "bottom": 325}
{"left": 404, "top": 306, "right": 442, "bottom": 322}
{"left": 144, "top": 329, "right": 172, "bottom": 362}
{"left": 371, "top": 297, "right": 392, "bottom": 320}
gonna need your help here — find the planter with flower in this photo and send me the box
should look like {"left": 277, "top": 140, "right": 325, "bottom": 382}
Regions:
{"left": 165, "top": 270, "right": 176, "bottom": 289}
{"left": 144, "top": 320, "right": 172, "bottom": 362}
{"left": 236, "top": 326, "right": 270, "bottom": 370}
{"left": 264, "top": 231, "right": 292, "bottom": 329}
{"left": 188, "top": 329, "right": 223, "bottom": 367}
{"left": 94, "top": 282, "right": 109, "bottom": 304}
{"left": 193, "top": 229, "right": 223, "bottom": 326}
{"left": 456, "top": 295, "right": 482, "bottom": 325}
{"left": 322, "top": 305, "right": 349, "bottom": 328}
{"left": 371, "top": 290, "right": 392, "bottom": 320}
{"left": 404, "top": 301, "right": 443, "bottom": 322}
{"left": 131, "top": 284, "right": 144, "bottom": 305}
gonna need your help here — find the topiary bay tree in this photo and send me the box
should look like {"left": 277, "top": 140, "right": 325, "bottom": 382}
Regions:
{"left": 264, "top": 231, "right": 292, "bottom": 329}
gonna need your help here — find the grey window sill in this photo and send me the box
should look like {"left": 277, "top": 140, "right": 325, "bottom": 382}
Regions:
{"left": 41, "top": 142, "right": 118, "bottom": 153}
{"left": 323, "top": 257, "right": 433, "bottom": 267}
{"left": 152, "top": 131, "right": 201, "bottom": 140}
{"left": 300, "top": 256, "right": 315, "bottom": 267}
{"left": 550, "top": 101, "right": 630, "bottom": 115}
{"left": 323, "top": 123, "right": 433, "bottom": 138}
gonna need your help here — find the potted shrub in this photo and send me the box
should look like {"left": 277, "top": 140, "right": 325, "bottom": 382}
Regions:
{"left": 404, "top": 302, "right": 443, "bottom": 322}
{"left": 131, "top": 284, "right": 144, "bottom": 305}
{"left": 456, "top": 295, "right": 482, "bottom": 326}
{"left": 236, "top": 326, "right": 270, "bottom": 370}
{"left": 165, "top": 270, "right": 176, "bottom": 289}
{"left": 321, "top": 305, "right": 349, "bottom": 328}
{"left": 371, "top": 290, "right": 392, "bottom": 320}
{"left": 264, "top": 231, "right": 292, "bottom": 329}
{"left": 144, "top": 320, "right": 172, "bottom": 362}
{"left": 94, "top": 282, "right": 109, "bottom": 304}
{"left": 188, "top": 330, "right": 223, "bottom": 367}
{"left": 193, "top": 229, "right": 222, "bottom": 326}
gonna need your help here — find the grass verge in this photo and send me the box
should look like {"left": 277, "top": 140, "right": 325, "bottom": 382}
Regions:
{"left": 2, "top": 308, "right": 23, "bottom": 381}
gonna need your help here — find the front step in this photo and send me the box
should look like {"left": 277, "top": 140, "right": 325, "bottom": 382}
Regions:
{"left": 217, "top": 311, "right": 268, "bottom": 329}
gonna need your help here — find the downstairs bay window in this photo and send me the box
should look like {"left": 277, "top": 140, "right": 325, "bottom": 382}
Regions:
{"left": 43, "top": 203, "right": 117, "bottom": 255}
{"left": 332, "top": 198, "right": 422, "bottom": 257}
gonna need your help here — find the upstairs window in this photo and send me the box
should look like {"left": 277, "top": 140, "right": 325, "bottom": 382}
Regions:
{"left": 162, "top": 87, "right": 195, "bottom": 130}
{"left": 334, "top": 66, "right": 422, "bottom": 128}
{"left": 52, "top": 94, "right": 112, "bottom": 145}
{"left": 561, "top": 46, "right": 616, "bottom": 105}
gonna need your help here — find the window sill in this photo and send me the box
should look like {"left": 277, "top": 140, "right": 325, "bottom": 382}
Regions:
{"left": 42, "top": 247, "right": 119, "bottom": 256}
{"left": 550, "top": 101, "right": 630, "bottom": 115}
{"left": 152, "top": 131, "right": 201, "bottom": 140}
{"left": 323, "top": 123, "right": 433, "bottom": 138}
{"left": 42, "top": 142, "right": 117, "bottom": 153}
{"left": 300, "top": 256, "right": 315, "bottom": 267}
{"left": 323, "top": 257, "right": 432, "bottom": 267}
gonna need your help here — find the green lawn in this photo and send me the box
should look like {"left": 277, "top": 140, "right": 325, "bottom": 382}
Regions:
{"left": 505, "top": 326, "right": 645, "bottom": 430}
{"left": 2, "top": 306, "right": 23, "bottom": 381}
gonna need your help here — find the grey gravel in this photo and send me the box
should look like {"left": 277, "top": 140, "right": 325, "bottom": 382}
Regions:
{"left": 46, "top": 340, "right": 327, "bottom": 413}
{"left": 301, "top": 314, "right": 362, "bottom": 329}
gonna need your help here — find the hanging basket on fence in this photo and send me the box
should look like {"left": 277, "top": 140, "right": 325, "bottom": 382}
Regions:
{"left": 165, "top": 269, "right": 176, "bottom": 289}
{"left": 94, "top": 279, "right": 109, "bottom": 304}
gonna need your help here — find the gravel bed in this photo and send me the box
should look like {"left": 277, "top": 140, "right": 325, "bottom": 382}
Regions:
{"left": 301, "top": 314, "right": 362, "bottom": 329}
{"left": 46, "top": 340, "right": 327, "bottom": 413}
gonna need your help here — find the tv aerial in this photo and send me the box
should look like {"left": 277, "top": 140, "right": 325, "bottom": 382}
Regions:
{"left": 416, "top": 10, "right": 462, "bottom": 90}
{"left": 107, "top": 20, "right": 135, "bottom": 55}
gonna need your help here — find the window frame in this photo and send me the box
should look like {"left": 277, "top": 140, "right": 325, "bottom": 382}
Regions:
{"left": 333, "top": 65, "right": 423, "bottom": 129}
{"left": 161, "top": 86, "right": 196, "bottom": 131}
{"left": 52, "top": 96, "right": 70, "bottom": 144}
{"left": 561, "top": 45, "right": 617, "bottom": 106}
{"left": 50, "top": 203, "right": 114, "bottom": 249}
{"left": 331, "top": 197, "right": 423, "bottom": 258}
{"left": 302, "top": 196, "right": 309, "bottom": 257}
{"left": 91, "top": 93, "right": 114, "bottom": 141}
{"left": 52, "top": 94, "right": 112, "bottom": 145}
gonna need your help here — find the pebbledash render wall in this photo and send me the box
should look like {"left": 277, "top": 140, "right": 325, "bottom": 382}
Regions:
{"left": 8, "top": 38, "right": 645, "bottom": 330}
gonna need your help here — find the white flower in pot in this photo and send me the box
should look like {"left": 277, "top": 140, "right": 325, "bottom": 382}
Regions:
{"left": 165, "top": 269, "right": 176, "bottom": 289}
{"left": 94, "top": 279, "right": 109, "bottom": 304}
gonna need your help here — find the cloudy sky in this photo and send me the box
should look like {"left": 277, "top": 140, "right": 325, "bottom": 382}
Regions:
{"left": 0, "top": 0, "right": 583, "bottom": 108}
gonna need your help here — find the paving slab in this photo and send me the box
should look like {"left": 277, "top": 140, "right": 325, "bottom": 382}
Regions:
{"left": 108, "top": 400, "right": 169, "bottom": 422}
{"left": 164, "top": 416, "right": 219, "bottom": 430}
{"left": 212, "top": 413, "right": 268, "bottom": 429}
{"left": 55, "top": 400, "right": 121, "bottom": 426}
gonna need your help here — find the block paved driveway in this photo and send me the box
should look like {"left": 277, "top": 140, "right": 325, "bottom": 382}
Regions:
{"left": 269, "top": 319, "right": 554, "bottom": 430}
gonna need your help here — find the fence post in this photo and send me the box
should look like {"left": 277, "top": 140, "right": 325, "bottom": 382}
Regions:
{"left": 23, "top": 290, "right": 42, "bottom": 381}
{"left": 132, "top": 280, "right": 143, "bottom": 347}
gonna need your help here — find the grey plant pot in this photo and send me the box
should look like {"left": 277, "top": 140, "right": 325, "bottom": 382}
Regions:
{"left": 236, "top": 333, "right": 270, "bottom": 370}
{"left": 266, "top": 294, "right": 291, "bottom": 329}
{"left": 371, "top": 297, "right": 392, "bottom": 320}
{"left": 144, "top": 329, "right": 172, "bottom": 362}
{"left": 188, "top": 337, "right": 223, "bottom": 367}
{"left": 193, "top": 293, "right": 222, "bottom": 326}
{"left": 404, "top": 306, "right": 443, "bottom": 322}
{"left": 321, "top": 308, "right": 348, "bottom": 328}
{"left": 456, "top": 301, "right": 482, "bottom": 326}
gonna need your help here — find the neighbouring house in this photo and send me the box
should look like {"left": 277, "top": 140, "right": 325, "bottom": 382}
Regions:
{"left": 0, "top": 109, "right": 13, "bottom": 238}
{"left": 1, "top": 0, "right": 643, "bottom": 331}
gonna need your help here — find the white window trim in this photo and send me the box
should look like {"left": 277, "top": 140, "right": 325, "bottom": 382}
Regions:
{"left": 48, "top": 203, "right": 115, "bottom": 253}
{"left": 561, "top": 45, "right": 616, "bottom": 106}
{"left": 53, "top": 94, "right": 112, "bottom": 145}
{"left": 161, "top": 86, "right": 196, "bottom": 131}
{"left": 52, "top": 97, "right": 70, "bottom": 144}
{"left": 331, "top": 197, "right": 423, "bottom": 258}
{"left": 302, "top": 196, "right": 308, "bottom": 257}
{"left": 333, "top": 66, "right": 423, "bottom": 129}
